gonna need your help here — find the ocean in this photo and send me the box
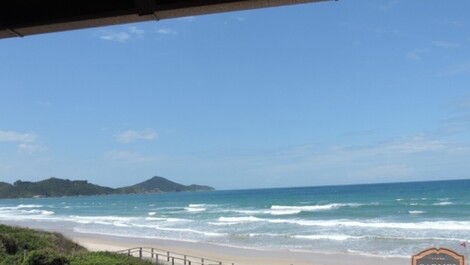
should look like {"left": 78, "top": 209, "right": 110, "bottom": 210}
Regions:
{"left": 1, "top": 179, "right": 469, "bottom": 258}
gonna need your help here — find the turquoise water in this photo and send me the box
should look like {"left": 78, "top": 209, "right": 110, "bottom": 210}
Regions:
{"left": 1, "top": 179, "right": 469, "bottom": 258}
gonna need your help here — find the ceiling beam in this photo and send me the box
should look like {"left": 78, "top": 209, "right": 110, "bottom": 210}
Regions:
{"left": 0, "top": 0, "right": 329, "bottom": 39}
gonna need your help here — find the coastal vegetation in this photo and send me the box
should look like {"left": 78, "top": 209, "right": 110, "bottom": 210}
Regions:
{"left": 0, "top": 176, "right": 214, "bottom": 199}
{"left": 0, "top": 224, "right": 156, "bottom": 265}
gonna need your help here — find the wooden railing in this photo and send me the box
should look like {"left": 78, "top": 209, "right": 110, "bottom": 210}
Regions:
{"left": 115, "top": 247, "right": 234, "bottom": 265}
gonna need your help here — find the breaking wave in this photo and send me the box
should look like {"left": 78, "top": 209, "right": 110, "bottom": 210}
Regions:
{"left": 270, "top": 203, "right": 364, "bottom": 212}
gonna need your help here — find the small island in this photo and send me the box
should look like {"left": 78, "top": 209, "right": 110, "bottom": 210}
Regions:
{"left": 0, "top": 176, "right": 214, "bottom": 199}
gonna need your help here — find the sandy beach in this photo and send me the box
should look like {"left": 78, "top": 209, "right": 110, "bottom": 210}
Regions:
{"left": 72, "top": 234, "right": 408, "bottom": 265}
{"left": 1, "top": 220, "right": 408, "bottom": 265}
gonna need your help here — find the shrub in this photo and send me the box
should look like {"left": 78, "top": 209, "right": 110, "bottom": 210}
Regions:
{"left": 70, "top": 252, "right": 156, "bottom": 265}
{"left": 22, "top": 249, "right": 69, "bottom": 265}
{"left": 0, "top": 234, "right": 18, "bottom": 254}
{"left": 0, "top": 254, "right": 22, "bottom": 265}
{"left": 0, "top": 225, "right": 159, "bottom": 265}
{"left": 0, "top": 225, "right": 84, "bottom": 255}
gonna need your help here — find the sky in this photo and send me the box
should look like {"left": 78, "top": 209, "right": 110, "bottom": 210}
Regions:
{"left": 0, "top": 0, "right": 470, "bottom": 190}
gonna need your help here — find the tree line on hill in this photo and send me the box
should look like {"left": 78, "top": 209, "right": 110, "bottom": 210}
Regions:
{"left": 0, "top": 176, "right": 214, "bottom": 199}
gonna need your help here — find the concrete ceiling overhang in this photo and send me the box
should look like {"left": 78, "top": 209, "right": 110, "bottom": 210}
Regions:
{"left": 0, "top": 0, "right": 329, "bottom": 39}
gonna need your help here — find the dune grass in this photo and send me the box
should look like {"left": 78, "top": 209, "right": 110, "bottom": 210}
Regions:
{"left": 0, "top": 224, "right": 156, "bottom": 265}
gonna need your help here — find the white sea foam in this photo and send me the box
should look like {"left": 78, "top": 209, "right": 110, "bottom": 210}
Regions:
{"left": 409, "top": 210, "right": 425, "bottom": 214}
{"left": 145, "top": 217, "right": 167, "bottom": 221}
{"left": 346, "top": 249, "right": 409, "bottom": 259}
{"left": 17, "top": 204, "right": 43, "bottom": 208}
{"left": 166, "top": 218, "right": 190, "bottom": 222}
{"left": 218, "top": 216, "right": 264, "bottom": 223}
{"left": 208, "top": 222, "right": 238, "bottom": 226}
{"left": 234, "top": 209, "right": 301, "bottom": 216}
{"left": 22, "top": 209, "right": 55, "bottom": 215}
{"left": 294, "top": 234, "right": 361, "bottom": 241}
{"left": 218, "top": 216, "right": 470, "bottom": 231}
{"left": 271, "top": 203, "right": 363, "bottom": 212}
{"left": 248, "top": 233, "right": 285, "bottom": 237}
{"left": 68, "top": 215, "right": 137, "bottom": 221}
{"left": 0, "top": 204, "right": 43, "bottom": 210}
{"left": 112, "top": 222, "right": 130, "bottom": 227}
{"left": 148, "top": 212, "right": 156, "bottom": 216}
{"left": 129, "top": 224, "right": 225, "bottom": 237}
{"left": 185, "top": 204, "right": 207, "bottom": 212}
{"left": 433, "top": 202, "right": 453, "bottom": 206}
{"left": 272, "top": 219, "right": 470, "bottom": 230}
{"left": 145, "top": 216, "right": 192, "bottom": 222}
{"left": 67, "top": 215, "right": 138, "bottom": 225}
{"left": 184, "top": 207, "right": 206, "bottom": 212}
{"left": 188, "top": 204, "right": 207, "bottom": 207}
{"left": 269, "top": 209, "right": 302, "bottom": 215}
{"left": 234, "top": 210, "right": 260, "bottom": 214}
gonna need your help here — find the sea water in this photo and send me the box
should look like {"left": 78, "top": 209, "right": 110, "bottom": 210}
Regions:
{"left": 1, "top": 179, "right": 469, "bottom": 258}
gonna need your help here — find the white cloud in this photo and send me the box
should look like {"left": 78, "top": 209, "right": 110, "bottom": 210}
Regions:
{"left": 383, "top": 136, "right": 448, "bottom": 153}
{"left": 439, "top": 61, "right": 470, "bottom": 76}
{"left": 125, "top": 135, "right": 470, "bottom": 188}
{"left": 199, "top": 136, "right": 469, "bottom": 186}
{"left": 99, "top": 26, "right": 145, "bottom": 42}
{"left": 178, "top": 16, "right": 195, "bottom": 22}
{"left": 0, "top": 130, "right": 36, "bottom": 143}
{"left": 129, "top": 26, "right": 144, "bottom": 36}
{"left": 156, "top": 28, "right": 177, "bottom": 35}
{"left": 17, "top": 143, "right": 45, "bottom": 154}
{"left": 432, "top": 40, "right": 461, "bottom": 49}
{"left": 100, "top": 32, "right": 130, "bottom": 42}
{"left": 354, "top": 164, "right": 412, "bottom": 179}
{"left": 0, "top": 130, "right": 44, "bottom": 154}
{"left": 406, "top": 48, "right": 429, "bottom": 60}
{"left": 115, "top": 129, "right": 158, "bottom": 143}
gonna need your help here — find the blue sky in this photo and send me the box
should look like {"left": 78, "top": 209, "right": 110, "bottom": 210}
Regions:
{"left": 0, "top": 0, "right": 469, "bottom": 189}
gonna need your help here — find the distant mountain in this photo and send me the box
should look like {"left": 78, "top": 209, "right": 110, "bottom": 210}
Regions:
{"left": 0, "top": 176, "right": 214, "bottom": 199}
{"left": 0, "top": 182, "right": 13, "bottom": 197}
{"left": 0, "top": 178, "right": 114, "bottom": 199}
{"left": 117, "top": 176, "right": 215, "bottom": 194}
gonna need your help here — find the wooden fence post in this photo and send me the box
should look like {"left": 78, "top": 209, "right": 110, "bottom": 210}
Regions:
{"left": 184, "top": 255, "right": 187, "bottom": 265}
{"left": 151, "top": 248, "right": 154, "bottom": 258}
{"left": 167, "top": 251, "right": 170, "bottom": 261}
{"left": 201, "top": 258, "right": 204, "bottom": 265}
{"left": 155, "top": 254, "right": 159, "bottom": 264}
{"left": 139, "top": 247, "right": 142, "bottom": 259}
{"left": 172, "top": 257, "right": 175, "bottom": 265}
{"left": 128, "top": 249, "right": 131, "bottom": 256}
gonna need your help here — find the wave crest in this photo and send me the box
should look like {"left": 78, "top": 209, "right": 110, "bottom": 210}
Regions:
{"left": 271, "top": 203, "right": 363, "bottom": 212}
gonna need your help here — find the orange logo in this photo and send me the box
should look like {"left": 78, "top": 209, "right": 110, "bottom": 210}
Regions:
{"left": 412, "top": 248, "right": 464, "bottom": 265}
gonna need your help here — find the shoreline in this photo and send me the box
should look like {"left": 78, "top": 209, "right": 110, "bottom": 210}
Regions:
{"left": 0, "top": 220, "right": 408, "bottom": 265}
